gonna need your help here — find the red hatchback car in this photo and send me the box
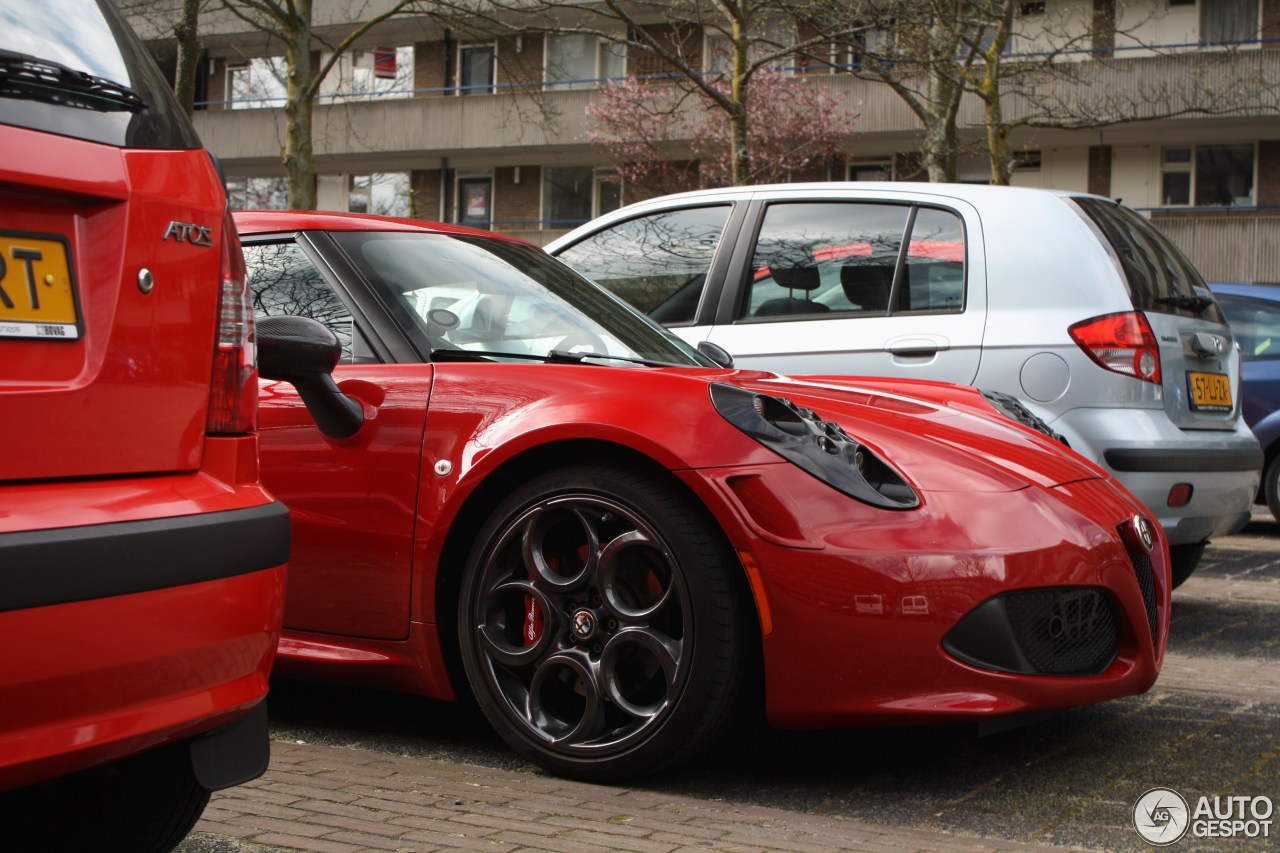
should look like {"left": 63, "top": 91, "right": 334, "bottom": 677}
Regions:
{"left": 242, "top": 210, "right": 1170, "bottom": 782}
{"left": 0, "top": 3, "right": 288, "bottom": 849}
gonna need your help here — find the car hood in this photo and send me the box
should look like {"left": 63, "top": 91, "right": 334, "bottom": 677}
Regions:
{"left": 712, "top": 371, "right": 1106, "bottom": 494}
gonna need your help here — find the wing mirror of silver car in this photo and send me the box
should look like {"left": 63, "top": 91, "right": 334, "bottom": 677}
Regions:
{"left": 257, "top": 315, "right": 365, "bottom": 440}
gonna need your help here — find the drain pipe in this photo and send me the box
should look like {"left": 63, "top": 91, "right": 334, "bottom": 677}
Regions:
{"left": 440, "top": 157, "right": 448, "bottom": 222}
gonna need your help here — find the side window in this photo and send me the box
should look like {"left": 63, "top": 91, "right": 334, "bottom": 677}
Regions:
{"left": 245, "top": 242, "right": 370, "bottom": 363}
{"left": 1217, "top": 293, "right": 1280, "bottom": 360}
{"left": 554, "top": 205, "right": 730, "bottom": 325}
{"left": 901, "top": 207, "right": 965, "bottom": 312}
{"left": 741, "top": 202, "right": 909, "bottom": 320}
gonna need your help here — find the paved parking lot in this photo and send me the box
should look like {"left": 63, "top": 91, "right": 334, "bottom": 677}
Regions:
{"left": 176, "top": 512, "right": 1280, "bottom": 853}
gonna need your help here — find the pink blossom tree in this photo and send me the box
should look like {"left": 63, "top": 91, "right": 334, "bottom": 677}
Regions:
{"left": 586, "top": 69, "right": 857, "bottom": 194}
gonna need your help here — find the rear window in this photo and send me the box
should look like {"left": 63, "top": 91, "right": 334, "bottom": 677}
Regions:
{"left": 1071, "top": 197, "right": 1225, "bottom": 324}
{"left": 0, "top": 0, "right": 202, "bottom": 149}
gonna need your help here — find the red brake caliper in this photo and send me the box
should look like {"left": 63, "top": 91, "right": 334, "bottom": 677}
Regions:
{"left": 523, "top": 594, "right": 543, "bottom": 645}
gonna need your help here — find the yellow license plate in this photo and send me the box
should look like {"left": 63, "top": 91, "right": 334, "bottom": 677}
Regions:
{"left": 1188, "top": 371, "right": 1232, "bottom": 412}
{"left": 0, "top": 231, "right": 80, "bottom": 340}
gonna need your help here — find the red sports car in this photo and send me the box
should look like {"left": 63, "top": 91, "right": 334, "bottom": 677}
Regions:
{"left": 240, "top": 210, "right": 1170, "bottom": 782}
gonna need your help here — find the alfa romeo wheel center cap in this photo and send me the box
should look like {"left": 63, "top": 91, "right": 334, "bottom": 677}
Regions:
{"left": 570, "top": 607, "right": 598, "bottom": 641}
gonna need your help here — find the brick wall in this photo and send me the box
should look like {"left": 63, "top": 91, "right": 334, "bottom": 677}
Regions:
{"left": 1258, "top": 141, "right": 1280, "bottom": 205}
{"left": 494, "top": 166, "right": 542, "bottom": 228}
{"left": 414, "top": 41, "right": 446, "bottom": 93}
{"left": 1265, "top": 0, "right": 1280, "bottom": 43}
{"left": 411, "top": 169, "right": 446, "bottom": 222}
{"left": 1088, "top": 145, "right": 1112, "bottom": 197}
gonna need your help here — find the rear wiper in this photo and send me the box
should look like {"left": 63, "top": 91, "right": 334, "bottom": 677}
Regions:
{"left": 430, "top": 347, "right": 678, "bottom": 367}
{"left": 0, "top": 49, "right": 145, "bottom": 113}
{"left": 1155, "top": 293, "right": 1214, "bottom": 312}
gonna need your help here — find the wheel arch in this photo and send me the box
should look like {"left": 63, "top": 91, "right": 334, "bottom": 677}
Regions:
{"left": 432, "top": 437, "right": 764, "bottom": 702}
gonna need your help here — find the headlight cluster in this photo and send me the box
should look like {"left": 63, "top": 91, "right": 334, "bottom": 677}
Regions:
{"left": 709, "top": 383, "right": 919, "bottom": 510}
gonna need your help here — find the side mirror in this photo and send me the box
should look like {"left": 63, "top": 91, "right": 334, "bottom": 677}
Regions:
{"left": 697, "top": 340, "right": 734, "bottom": 369}
{"left": 257, "top": 315, "right": 365, "bottom": 439}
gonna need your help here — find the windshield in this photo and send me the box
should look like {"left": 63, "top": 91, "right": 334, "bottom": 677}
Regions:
{"left": 328, "top": 231, "right": 713, "bottom": 367}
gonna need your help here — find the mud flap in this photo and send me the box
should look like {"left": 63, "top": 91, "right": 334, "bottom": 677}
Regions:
{"left": 189, "top": 700, "right": 270, "bottom": 791}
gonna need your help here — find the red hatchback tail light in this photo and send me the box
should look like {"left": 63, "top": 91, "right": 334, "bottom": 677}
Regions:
{"left": 1069, "top": 311, "right": 1161, "bottom": 385}
{"left": 206, "top": 208, "right": 257, "bottom": 435}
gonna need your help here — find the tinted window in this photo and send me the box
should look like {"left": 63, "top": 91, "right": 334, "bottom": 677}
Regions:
{"left": 1072, "top": 197, "right": 1225, "bottom": 323}
{"left": 1216, "top": 292, "right": 1280, "bottom": 360}
{"left": 555, "top": 205, "right": 730, "bottom": 325}
{"left": 246, "top": 242, "right": 366, "bottom": 363}
{"left": 0, "top": 0, "right": 202, "bottom": 149}
{"left": 741, "top": 202, "right": 964, "bottom": 320}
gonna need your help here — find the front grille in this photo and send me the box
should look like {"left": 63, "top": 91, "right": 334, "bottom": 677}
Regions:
{"left": 1004, "top": 588, "right": 1118, "bottom": 675}
{"left": 1131, "top": 550, "right": 1159, "bottom": 644}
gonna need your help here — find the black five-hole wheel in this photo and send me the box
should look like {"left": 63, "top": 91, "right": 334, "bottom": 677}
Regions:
{"left": 459, "top": 464, "right": 751, "bottom": 781}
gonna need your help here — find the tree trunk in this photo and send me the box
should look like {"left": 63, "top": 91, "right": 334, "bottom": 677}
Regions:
{"left": 172, "top": 0, "right": 201, "bottom": 116}
{"left": 729, "top": 17, "right": 751, "bottom": 186}
{"left": 283, "top": 0, "right": 317, "bottom": 210}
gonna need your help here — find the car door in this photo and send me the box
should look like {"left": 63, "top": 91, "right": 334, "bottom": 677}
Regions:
{"left": 702, "top": 191, "right": 988, "bottom": 385}
{"left": 246, "top": 235, "right": 430, "bottom": 641}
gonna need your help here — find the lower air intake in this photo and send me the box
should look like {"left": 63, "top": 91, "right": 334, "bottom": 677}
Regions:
{"left": 943, "top": 587, "right": 1119, "bottom": 676}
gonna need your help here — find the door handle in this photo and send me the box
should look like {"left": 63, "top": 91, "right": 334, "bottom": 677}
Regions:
{"left": 886, "top": 336, "right": 950, "bottom": 357}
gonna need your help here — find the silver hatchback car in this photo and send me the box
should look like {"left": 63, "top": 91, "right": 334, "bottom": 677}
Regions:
{"left": 547, "top": 183, "right": 1262, "bottom": 586}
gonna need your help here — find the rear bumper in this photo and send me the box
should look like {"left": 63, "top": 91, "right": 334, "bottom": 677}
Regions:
{"left": 1, "top": 502, "right": 289, "bottom": 612}
{"left": 0, "top": 496, "right": 289, "bottom": 792}
{"left": 1051, "top": 407, "right": 1261, "bottom": 546}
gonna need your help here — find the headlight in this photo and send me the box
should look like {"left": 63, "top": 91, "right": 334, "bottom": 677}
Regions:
{"left": 980, "top": 389, "right": 1069, "bottom": 446}
{"left": 709, "top": 383, "right": 919, "bottom": 509}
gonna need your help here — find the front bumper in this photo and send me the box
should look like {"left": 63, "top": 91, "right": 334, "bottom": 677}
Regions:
{"left": 683, "top": 463, "right": 1169, "bottom": 728}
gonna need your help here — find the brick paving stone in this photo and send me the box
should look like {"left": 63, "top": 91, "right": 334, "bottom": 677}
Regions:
{"left": 1157, "top": 653, "right": 1280, "bottom": 702}
{"left": 252, "top": 833, "right": 368, "bottom": 853}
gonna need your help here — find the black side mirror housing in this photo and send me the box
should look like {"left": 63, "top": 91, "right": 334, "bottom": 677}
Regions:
{"left": 257, "top": 315, "right": 365, "bottom": 439}
{"left": 697, "top": 340, "right": 734, "bottom": 369}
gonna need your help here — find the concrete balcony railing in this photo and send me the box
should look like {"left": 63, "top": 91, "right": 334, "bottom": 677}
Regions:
{"left": 191, "top": 47, "right": 1280, "bottom": 171}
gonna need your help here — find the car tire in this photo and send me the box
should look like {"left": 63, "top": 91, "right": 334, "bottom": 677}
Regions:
{"left": 1263, "top": 453, "right": 1280, "bottom": 524}
{"left": 1168, "top": 541, "right": 1207, "bottom": 590}
{"left": 0, "top": 741, "right": 210, "bottom": 852}
{"left": 458, "top": 464, "right": 752, "bottom": 782}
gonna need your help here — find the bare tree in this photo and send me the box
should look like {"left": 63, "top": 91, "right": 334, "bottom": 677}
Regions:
{"left": 216, "top": 0, "right": 428, "bottom": 209}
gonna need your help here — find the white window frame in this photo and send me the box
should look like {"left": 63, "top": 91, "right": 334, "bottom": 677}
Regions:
{"left": 543, "top": 33, "right": 625, "bottom": 91}
{"left": 1160, "top": 143, "right": 1256, "bottom": 207}
{"left": 456, "top": 42, "right": 497, "bottom": 95}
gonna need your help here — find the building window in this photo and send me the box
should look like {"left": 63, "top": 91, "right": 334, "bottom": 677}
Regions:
{"left": 349, "top": 173, "right": 411, "bottom": 217}
{"left": 325, "top": 46, "right": 414, "bottom": 101}
{"left": 543, "top": 167, "right": 620, "bottom": 228}
{"left": 848, "top": 160, "right": 892, "bottom": 181}
{"left": 458, "top": 43, "right": 496, "bottom": 94}
{"left": 1161, "top": 145, "right": 1254, "bottom": 207}
{"left": 1201, "top": 0, "right": 1259, "bottom": 44}
{"left": 545, "top": 34, "right": 625, "bottom": 90}
{"left": 705, "top": 16, "right": 796, "bottom": 74}
{"left": 1013, "top": 149, "right": 1042, "bottom": 171}
{"left": 226, "top": 176, "right": 288, "bottom": 209}
{"left": 458, "top": 174, "right": 493, "bottom": 228}
{"left": 227, "top": 57, "right": 286, "bottom": 108}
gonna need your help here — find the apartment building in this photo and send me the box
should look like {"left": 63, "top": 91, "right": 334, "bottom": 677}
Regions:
{"left": 133, "top": 0, "right": 1280, "bottom": 281}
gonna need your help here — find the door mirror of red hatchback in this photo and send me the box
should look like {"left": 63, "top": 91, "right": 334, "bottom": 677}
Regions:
{"left": 258, "top": 315, "right": 365, "bottom": 439}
